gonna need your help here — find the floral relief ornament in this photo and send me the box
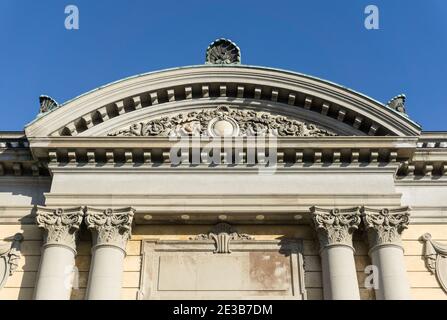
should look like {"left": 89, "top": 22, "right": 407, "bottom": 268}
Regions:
{"left": 310, "top": 207, "right": 361, "bottom": 248}
{"left": 361, "top": 207, "right": 410, "bottom": 247}
{"left": 191, "top": 223, "right": 254, "bottom": 254}
{"left": 85, "top": 207, "right": 135, "bottom": 250}
{"left": 108, "top": 106, "right": 337, "bottom": 138}
{"left": 36, "top": 207, "right": 84, "bottom": 250}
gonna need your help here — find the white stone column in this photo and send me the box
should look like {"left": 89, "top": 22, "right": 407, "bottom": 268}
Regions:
{"left": 361, "top": 207, "right": 411, "bottom": 300}
{"left": 85, "top": 207, "right": 134, "bottom": 300}
{"left": 311, "top": 206, "right": 361, "bottom": 300}
{"left": 34, "top": 207, "right": 84, "bottom": 300}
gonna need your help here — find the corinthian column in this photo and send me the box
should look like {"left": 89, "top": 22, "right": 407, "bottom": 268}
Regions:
{"left": 361, "top": 207, "right": 411, "bottom": 300}
{"left": 34, "top": 207, "right": 84, "bottom": 300}
{"left": 85, "top": 207, "right": 135, "bottom": 300}
{"left": 310, "top": 206, "right": 361, "bottom": 300}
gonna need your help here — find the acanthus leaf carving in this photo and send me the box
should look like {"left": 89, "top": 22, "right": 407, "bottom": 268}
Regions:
{"left": 0, "top": 233, "right": 23, "bottom": 290}
{"left": 107, "top": 106, "right": 337, "bottom": 138}
{"left": 361, "top": 207, "right": 410, "bottom": 248}
{"left": 190, "top": 223, "right": 254, "bottom": 254}
{"left": 85, "top": 207, "right": 135, "bottom": 251}
{"left": 421, "top": 233, "right": 447, "bottom": 294}
{"left": 36, "top": 207, "right": 84, "bottom": 251}
{"left": 310, "top": 206, "right": 361, "bottom": 249}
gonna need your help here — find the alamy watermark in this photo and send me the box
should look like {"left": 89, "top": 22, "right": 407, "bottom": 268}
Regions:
{"left": 65, "top": 5, "right": 79, "bottom": 30}
{"left": 170, "top": 136, "right": 278, "bottom": 175}
{"left": 364, "top": 5, "right": 379, "bottom": 30}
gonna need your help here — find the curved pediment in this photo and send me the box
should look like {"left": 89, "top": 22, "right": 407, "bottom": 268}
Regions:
{"left": 25, "top": 65, "right": 422, "bottom": 138}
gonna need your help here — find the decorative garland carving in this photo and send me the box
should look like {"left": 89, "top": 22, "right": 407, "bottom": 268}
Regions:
{"left": 421, "top": 233, "right": 447, "bottom": 294}
{"left": 36, "top": 207, "right": 84, "bottom": 251}
{"left": 85, "top": 207, "right": 135, "bottom": 251}
{"left": 310, "top": 207, "right": 361, "bottom": 249}
{"left": 0, "top": 233, "right": 23, "bottom": 290}
{"left": 108, "top": 106, "right": 336, "bottom": 137}
{"left": 361, "top": 207, "right": 410, "bottom": 248}
{"left": 190, "top": 223, "right": 254, "bottom": 254}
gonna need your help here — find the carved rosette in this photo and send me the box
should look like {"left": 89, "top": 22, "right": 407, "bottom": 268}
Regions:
{"left": 191, "top": 223, "right": 254, "bottom": 254}
{"left": 85, "top": 207, "right": 135, "bottom": 251}
{"left": 310, "top": 207, "right": 361, "bottom": 249}
{"left": 0, "top": 233, "right": 23, "bottom": 290}
{"left": 36, "top": 207, "right": 84, "bottom": 251}
{"left": 361, "top": 207, "right": 410, "bottom": 249}
{"left": 108, "top": 106, "right": 337, "bottom": 138}
{"left": 421, "top": 233, "right": 447, "bottom": 293}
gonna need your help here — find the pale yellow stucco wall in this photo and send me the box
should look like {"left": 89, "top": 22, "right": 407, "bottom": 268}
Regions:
{"left": 1, "top": 223, "right": 446, "bottom": 300}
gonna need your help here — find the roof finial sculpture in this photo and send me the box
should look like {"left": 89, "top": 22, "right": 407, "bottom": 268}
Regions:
{"left": 39, "top": 95, "right": 59, "bottom": 115}
{"left": 205, "top": 38, "right": 241, "bottom": 65}
{"left": 386, "top": 94, "right": 406, "bottom": 114}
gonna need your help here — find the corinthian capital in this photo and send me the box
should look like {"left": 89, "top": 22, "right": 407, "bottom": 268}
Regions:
{"left": 85, "top": 207, "right": 135, "bottom": 251}
{"left": 310, "top": 206, "right": 361, "bottom": 249}
{"left": 36, "top": 207, "right": 84, "bottom": 251}
{"left": 361, "top": 207, "right": 410, "bottom": 249}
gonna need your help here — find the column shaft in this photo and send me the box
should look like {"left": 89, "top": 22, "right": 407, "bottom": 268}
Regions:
{"left": 34, "top": 246, "right": 75, "bottom": 299}
{"left": 311, "top": 206, "right": 361, "bottom": 300}
{"left": 84, "top": 207, "right": 134, "bottom": 300}
{"left": 369, "top": 245, "right": 411, "bottom": 299}
{"left": 321, "top": 245, "right": 360, "bottom": 300}
{"left": 34, "top": 207, "right": 83, "bottom": 300}
{"left": 362, "top": 207, "right": 411, "bottom": 300}
{"left": 86, "top": 246, "right": 125, "bottom": 300}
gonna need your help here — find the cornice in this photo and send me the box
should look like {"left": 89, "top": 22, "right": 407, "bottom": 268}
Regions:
{"left": 24, "top": 66, "right": 421, "bottom": 138}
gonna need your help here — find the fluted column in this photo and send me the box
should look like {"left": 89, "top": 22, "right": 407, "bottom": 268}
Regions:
{"left": 310, "top": 206, "right": 361, "bottom": 300}
{"left": 85, "top": 207, "right": 134, "bottom": 300}
{"left": 34, "top": 207, "right": 84, "bottom": 300}
{"left": 361, "top": 207, "right": 411, "bottom": 300}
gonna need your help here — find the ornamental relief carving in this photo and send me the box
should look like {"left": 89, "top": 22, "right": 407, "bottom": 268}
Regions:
{"left": 361, "top": 207, "right": 410, "bottom": 248}
{"left": 85, "top": 207, "right": 135, "bottom": 250}
{"left": 36, "top": 207, "right": 84, "bottom": 250}
{"left": 421, "top": 233, "right": 447, "bottom": 294}
{"left": 310, "top": 207, "right": 361, "bottom": 248}
{"left": 190, "top": 223, "right": 254, "bottom": 254}
{"left": 0, "top": 233, "right": 23, "bottom": 290}
{"left": 107, "top": 106, "right": 337, "bottom": 137}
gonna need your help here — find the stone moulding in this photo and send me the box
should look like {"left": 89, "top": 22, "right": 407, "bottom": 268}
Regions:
{"left": 107, "top": 105, "right": 336, "bottom": 137}
{"left": 361, "top": 207, "right": 410, "bottom": 249}
{"left": 310, "top": 206, "right": 361, "bottom": 249}
{"left": 190, "top": 223, "right": 254, "bottom": 254}
{"left": 421, "top": 233, "right": 447, "bottom": 294}
{"left": 85, "top": 207, "right": 135, "bottom": 251}
{"left": 0, "top": 233, "right": 23, "bottom": 290}
{"left": 36, "top": 206, "right": 84, "bottom": 252}
{"left": 24, "top": 66, "right": 421, "bottom": 139}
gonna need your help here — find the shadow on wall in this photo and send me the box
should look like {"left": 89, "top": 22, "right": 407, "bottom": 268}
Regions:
{"left": 0, "top": 177, "right": 51, "bottom": 206}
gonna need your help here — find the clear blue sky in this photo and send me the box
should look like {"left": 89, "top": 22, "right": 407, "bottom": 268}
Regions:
{"left": 0, "top": 0, "right": 446, "bottom": 131}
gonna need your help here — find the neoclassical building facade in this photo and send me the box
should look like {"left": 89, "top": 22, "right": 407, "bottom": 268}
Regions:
{"left": 1, "top": 39, "right": 447, "bottom": 300}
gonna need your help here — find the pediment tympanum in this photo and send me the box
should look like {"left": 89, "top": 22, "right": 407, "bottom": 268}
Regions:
{"left": 107, "top": 106, "right": 336, "bottom": 137}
